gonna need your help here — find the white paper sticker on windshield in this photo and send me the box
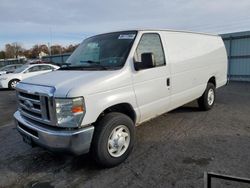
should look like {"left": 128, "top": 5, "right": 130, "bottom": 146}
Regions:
{"left": 118, "top": 34, "right": 136, "bottom": 40}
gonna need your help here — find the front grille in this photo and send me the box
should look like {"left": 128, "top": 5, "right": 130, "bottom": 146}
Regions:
{"left": 19, "top": 92, "right": 40, "bottom": 101}
{"left": 17, "top": 91, "right": 54, "bottom": 125}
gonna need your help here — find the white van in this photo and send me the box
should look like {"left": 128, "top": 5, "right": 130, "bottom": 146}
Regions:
{"left": 14, "top": 29, "right": 227, "bottom": 167}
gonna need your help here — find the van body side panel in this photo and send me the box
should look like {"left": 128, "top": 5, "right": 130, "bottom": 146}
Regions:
{"left": 164, "top": 31, "right": 227, "bottom": 110}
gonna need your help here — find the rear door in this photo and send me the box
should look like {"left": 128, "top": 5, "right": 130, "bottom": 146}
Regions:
{"left": 132, "top": 32, "right": 171, "bottom": 122}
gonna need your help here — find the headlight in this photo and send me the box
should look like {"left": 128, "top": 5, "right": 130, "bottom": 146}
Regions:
{"left": 55, "top": 97, "right": 85, "bottom": 128}
{"left": 0, "top": 77, "right": 7, "bottom": 81}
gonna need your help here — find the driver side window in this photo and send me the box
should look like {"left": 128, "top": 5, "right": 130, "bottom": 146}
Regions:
{"left": 134, "top": 33, "right": 165, "bottom": 67}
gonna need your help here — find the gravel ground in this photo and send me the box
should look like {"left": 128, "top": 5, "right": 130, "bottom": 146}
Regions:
{"left": 0, "top": 82, "right": 250, "bottom": 188}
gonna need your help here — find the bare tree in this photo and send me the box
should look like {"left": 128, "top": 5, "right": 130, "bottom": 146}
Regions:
{"left": 5, "top": 43, "right": 24, "bottom": 58}
{"left": 63, "top": 44, "right": 79, "bottom": 53}
{"left": 51, "top": 45, "right": 63, "bottom": 55}
{"left": 0, "top": 51, "right": 6, "bottom": 59}
{"left": 3, "top": 42, "right": 79, "bottom": 59}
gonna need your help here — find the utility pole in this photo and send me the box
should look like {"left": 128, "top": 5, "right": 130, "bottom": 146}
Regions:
{"left": 48, "top": 42, "right": 51, "bottom": 56}
{"left": 49, "top": 27, "right": 52, "bottom": 55}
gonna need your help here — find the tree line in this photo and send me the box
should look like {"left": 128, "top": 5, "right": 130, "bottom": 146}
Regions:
{"left": 0, "top": 43, "right": 79, "bottom": 59}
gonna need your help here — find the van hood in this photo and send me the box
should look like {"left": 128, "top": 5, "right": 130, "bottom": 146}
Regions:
{"left": 21, "top": 70, "right": 131, "bottom": 97}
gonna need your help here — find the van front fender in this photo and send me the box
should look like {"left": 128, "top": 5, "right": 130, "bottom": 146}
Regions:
{"left": 80, "top": 85, "right": 140, "bottom": 126}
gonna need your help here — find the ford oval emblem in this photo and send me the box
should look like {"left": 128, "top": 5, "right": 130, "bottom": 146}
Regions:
{"left": 24, "top": 100, "right": 34, "bottom": 109}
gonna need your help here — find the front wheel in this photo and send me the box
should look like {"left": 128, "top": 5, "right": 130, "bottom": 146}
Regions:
{"left": 91, "top": 112, "right": 135, "bottom": 167}
{"left": 8, "top": 79, "right": 20, "bottom": 89}
{"left": 198, "top": 83, "right": 216, "bottom": 111}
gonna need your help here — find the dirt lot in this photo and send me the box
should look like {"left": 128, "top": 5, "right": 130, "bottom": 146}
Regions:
{"left": 0, "top": 82, "right": 250, "bottom": 188}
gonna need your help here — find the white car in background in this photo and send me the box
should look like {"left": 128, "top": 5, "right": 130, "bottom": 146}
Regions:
{"left": 0, "top": 64, "right": 23, "bottom": 76}
{"left": 0, "top": 64, "right": 59, "bottom": 89}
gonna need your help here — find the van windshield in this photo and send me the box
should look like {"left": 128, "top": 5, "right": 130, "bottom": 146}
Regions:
{"left": 63, "top": 31, "right": 137, "bottom": 70}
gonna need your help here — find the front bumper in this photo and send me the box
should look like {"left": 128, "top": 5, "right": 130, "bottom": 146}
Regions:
{"left": 14, "top": 111, "right": 94, "bottom": 155}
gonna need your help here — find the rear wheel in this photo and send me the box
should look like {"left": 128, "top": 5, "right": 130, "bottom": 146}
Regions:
{"left": 8, "top": 79, "right": 20, "bottom": 89}
{"left": 198, "top": 83, "right": 216, "bottom": 111}
{"left": 91, "top": 112, "right": 135, "bottom": 167}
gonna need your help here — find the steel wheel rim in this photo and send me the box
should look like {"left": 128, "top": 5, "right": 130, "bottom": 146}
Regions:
{"left": 207, "top": 88, "right": 214, "bottom": 105}
{"left": 107, "top": 125, "right": 130, "bottom": 157}
{"left": 11, "top": 81, "right": 18, "bottom": 88}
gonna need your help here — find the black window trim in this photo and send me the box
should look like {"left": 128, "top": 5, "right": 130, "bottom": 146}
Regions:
{"left": 134, "top": 32, "right": 166, "bottom": 69}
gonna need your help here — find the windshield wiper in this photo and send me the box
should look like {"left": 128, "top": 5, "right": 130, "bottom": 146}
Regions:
{"left": 59, "top": 66, "right": 87, "bottom": 70}
{"left": 79, "top": 60, "right": 108, "bottom": 70}
{"left": 59, "top": 61, "right": 108, "bottom": 71}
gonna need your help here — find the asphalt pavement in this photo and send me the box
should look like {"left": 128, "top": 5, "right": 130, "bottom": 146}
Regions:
{"left": 0, "top": 82, "right": 250, "bottom": 188}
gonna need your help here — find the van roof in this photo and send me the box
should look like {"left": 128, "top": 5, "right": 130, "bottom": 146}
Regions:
{"left": 101, "top": 29, "right": 218, "bottom": 37}
{"left": 140, "top": 29, "right": 218, "bottom": 36}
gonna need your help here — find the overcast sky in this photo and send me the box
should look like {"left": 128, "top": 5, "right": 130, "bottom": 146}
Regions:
{"left": 1, "top": 0, "right": 250, "bottom": 50}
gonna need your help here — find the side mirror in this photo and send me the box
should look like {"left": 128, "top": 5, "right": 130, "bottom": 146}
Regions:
{"left": 134, "top": 53, "right": 155, "bottom": 71}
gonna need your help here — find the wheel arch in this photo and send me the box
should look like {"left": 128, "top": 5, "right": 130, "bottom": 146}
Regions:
{"left": 95, "top": 103, "right": 137, "bottom": 124}
{"left": 208, "top": 76, "right": 216, "bottom": 88}
{"left": 8, "top": 78, "right": 20, "bottom": 88}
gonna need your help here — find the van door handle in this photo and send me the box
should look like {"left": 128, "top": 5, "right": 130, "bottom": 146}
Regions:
{"left": 166, "top": 78, "right": 170, "bottom": 87}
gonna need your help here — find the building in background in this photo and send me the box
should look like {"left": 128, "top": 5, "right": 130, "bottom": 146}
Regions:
{"left": 221, "top": 31, "right": 250, "bottom": 82}
{"left": 38, "top": 51, "right": 48, "bottom": 59}
{"left": 0, "top": 57, "right": 26, "bottom": 67}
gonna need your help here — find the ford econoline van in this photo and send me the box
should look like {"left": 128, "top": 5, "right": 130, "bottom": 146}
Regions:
{"left": 14, "top": 29, "right": 227, "bottom": 167}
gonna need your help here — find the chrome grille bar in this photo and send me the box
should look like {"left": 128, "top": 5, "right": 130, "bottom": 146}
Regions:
{"left": 15, "top": 83, "right": 56, "bottom": 126}
{"left": 19, "top": 102, "right": 41, "bottom": 113}
{"left": 18, "top": 95, "right": 40, "bottom": 105}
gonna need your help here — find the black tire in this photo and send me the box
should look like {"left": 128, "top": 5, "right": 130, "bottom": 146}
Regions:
{"left": 91, "top": 112, "right": 135, "bottom": 168}
{"left": 198, "top": 83, "right": 216, "bottom": 111}
{"left": 8, "top": 79, "right": 20, "bottom": 89}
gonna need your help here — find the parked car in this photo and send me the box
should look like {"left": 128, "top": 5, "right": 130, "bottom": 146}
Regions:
{"left": 14, "top": 29, "right": 227, "bottom": 167}
{"left": 0, "top": 64, "right": 59, "bottom": 89}
{"left": 0, "top": 64, "right": 23, "bottom": 76}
